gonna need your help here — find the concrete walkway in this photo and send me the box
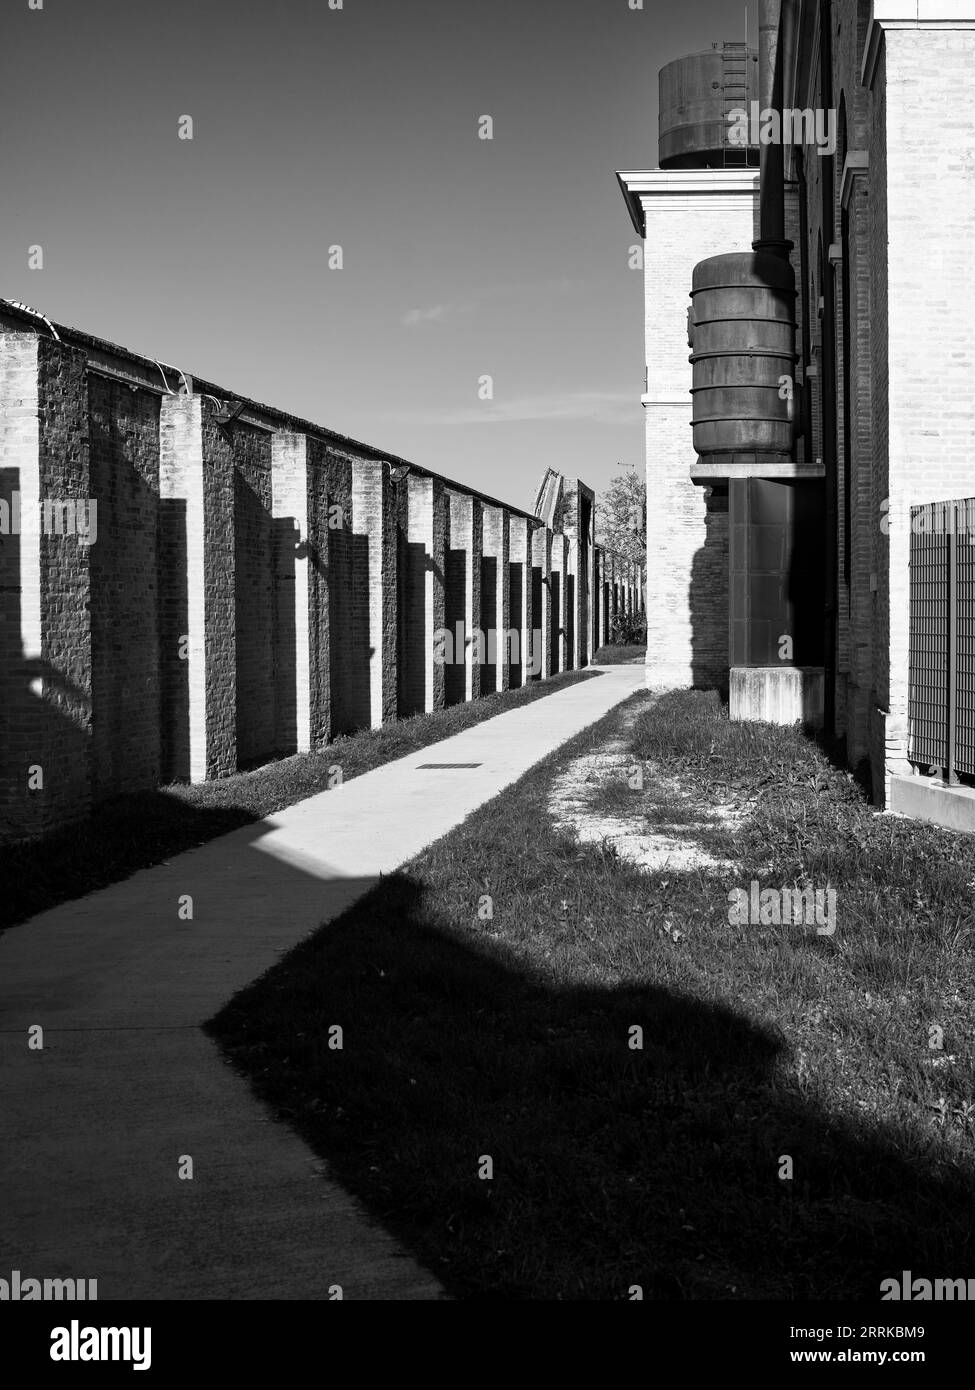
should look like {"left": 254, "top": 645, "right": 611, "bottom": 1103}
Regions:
{"left": 0, "top": 666, "right": 644, "bottom": 1300}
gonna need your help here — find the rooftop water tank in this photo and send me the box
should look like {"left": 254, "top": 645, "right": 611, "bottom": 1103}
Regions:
{"left": 658, "top": 43, "right": 760, "bottom": 169}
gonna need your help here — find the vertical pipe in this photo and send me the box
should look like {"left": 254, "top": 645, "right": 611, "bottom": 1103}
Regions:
{"left": 819, "top": 0, "right": 838, "bottom": 737}
{"left": 757, "top": 0, "right": 785, "bottom": 252}
{"left": 796, "top": 150, "right": 813, "bottom": 447}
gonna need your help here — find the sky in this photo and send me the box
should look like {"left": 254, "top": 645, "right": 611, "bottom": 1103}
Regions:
{"left": 3, "top": 0, "right": 747, "bottom": 513}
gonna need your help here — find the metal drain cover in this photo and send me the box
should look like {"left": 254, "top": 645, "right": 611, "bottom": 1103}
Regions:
{"left": 415, "top": 762, "right": 482, "bottom": 769}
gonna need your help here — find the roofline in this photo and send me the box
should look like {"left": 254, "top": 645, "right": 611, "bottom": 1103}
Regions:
{"left": 616, "top": 171, "right": 647, "bottom": 237}
{"left": 0, "top": 298, "right": 551, "bottom": 527}
{"left": 617, "top": 166, "right": 761, "bottom": 239}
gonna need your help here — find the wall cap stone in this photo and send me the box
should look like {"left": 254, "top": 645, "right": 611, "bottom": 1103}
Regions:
{"left": 863, "top": 2, "right": 975, "bottom": 89}
{"left": 616, "top": 168, "right": 759, "bottom": 236}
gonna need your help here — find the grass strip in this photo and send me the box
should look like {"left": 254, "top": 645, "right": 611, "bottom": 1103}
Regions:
{"left": 0, "top": 669, "right": 597, "bottom": 931}
{"left": 208, "top": 687, "right": 975, "bottom": 1299}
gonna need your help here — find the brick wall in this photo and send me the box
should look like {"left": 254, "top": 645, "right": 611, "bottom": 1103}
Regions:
{"left": 508, "top": 514, "right": 530, "bottom": 687}
{"left": 880, "top": 27, "right": 975, "bottom": 797}
{"left": 0, "top": 314, "right": 634, "bottom": 842}
{"left": 445, "top": 491, "right": 482, "bottom": 706}
{"left": 199, "top": 403, "right": 239, "bottom": 777}
{"left": 228, "top": 419, "right": 275, "bottom": 768}
{"left": 88, "top": 375, "right": 161, "bottom": 800}
{"left": 326, "top": 450, "right": 365, "bottom": 735}
{"left": 305, "top": 438, "right": 333, "bottom": 749}
{"left": 638, "top": 173, "right": 759, "bottom": 687}
{"left": 352, "top": 458, "right": 398, "bottom": 727}
{"left": 785, "top": 2, "right": 975, "bottom": 803}
{"left": 480, "top": 505, "right": 510, "bottom": 694}
{"left": 0, "top": 335, "right": 43, "bottom": 838}
{"left": 0, "top": 334, "right": 93, "bottom": 839}
{"left": 395, "top": 473, "right": 450, "bottom": 717}
{"left": 34, "top": 340, "right": 92, "bottom": 830}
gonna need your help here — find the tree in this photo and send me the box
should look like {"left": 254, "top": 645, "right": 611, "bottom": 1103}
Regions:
{"left": 596, "top": 462, "right": 646, "bottom": 568}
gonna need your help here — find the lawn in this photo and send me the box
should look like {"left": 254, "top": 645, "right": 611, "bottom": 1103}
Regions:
{"left": 0, "top": 669, "right": 596, "bottom": 932}
{"left": 208, "top": 687, "right": 975, "bottom": 1299}
{"left": 592, "top": 643, "right": 646, "bottom": 665}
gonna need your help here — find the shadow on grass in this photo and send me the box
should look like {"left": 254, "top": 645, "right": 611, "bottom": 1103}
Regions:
{"left": 206, "top": 871, "right": 975, "bottom": 1301}
{"left": 0, "top": 670, "right": 600, "bottom": 934}
{"left": 811, "top": 729, "right": 874, "bottom": 801}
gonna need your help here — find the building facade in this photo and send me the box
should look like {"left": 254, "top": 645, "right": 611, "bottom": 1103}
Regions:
{"left": 0, "top": 302, "right": 642, "bottom": 843}
{"left": 620, "top": 1, "right": 975, "bottom": 830}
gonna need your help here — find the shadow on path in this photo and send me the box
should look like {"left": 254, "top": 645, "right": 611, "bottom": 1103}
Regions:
{"left": 207, "top": 873, "right": 975, "bottom": 1300}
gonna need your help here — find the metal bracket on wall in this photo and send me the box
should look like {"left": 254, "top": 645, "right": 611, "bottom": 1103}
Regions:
{"left": 215, "top": 398, "right": 248, "bottom": 440}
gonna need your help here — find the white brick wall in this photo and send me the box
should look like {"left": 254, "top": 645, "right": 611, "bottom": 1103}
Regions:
{"left": 882, "top": 29, "right": 975, "bottom": 777}
{"left": 624, "top": 172, "right": 759, "bottom": 686}
{"left": 159, "top": 396, "right": 208, "bottom": 782}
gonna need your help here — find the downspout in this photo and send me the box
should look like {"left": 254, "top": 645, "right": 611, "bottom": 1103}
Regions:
{"left": 819, "top": 0, "right": 838, "bottom": 738}
{"left": 755, "top": 0, "right": 795, "bottom": 263}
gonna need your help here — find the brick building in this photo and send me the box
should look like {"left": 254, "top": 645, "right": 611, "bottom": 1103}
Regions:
{"left": 619, "top": 1, "right": 975, "bottom": 831}
{"left": 0, "top": 303, "right": 642, "bottom": 842}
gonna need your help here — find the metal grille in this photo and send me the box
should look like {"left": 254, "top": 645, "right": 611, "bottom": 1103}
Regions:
{"left": 908, "top": 498, "right": 975, "bottom": 778}
{"left": 909, "top": 502, "right": 950, "bottom": 768}
{"left": 957, "top": 501, "right": 975, "bottom": 776}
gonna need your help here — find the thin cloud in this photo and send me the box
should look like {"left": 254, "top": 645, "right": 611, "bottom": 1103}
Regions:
{"left": 484, "top": 278, "right": 587, "bottom": 300}
{"left": 400, "top": 279, "right": 586, "bottom": 328}
{"left": 389, "top": 389, "right": 636, "bottom": 427}
{"left": 401, "top": 304, "right": 451, "bottom": 326}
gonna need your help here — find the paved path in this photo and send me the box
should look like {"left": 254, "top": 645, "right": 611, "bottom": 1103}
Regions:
{"left": 0, "top": 666, "right": 645, "bottom": 1300}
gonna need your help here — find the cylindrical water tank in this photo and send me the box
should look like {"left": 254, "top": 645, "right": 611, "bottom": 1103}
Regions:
{"left": 688, "top": 251, "right": 797, "bottom": 457}
{"left": 658, "top": 44, "right": 760, "bottom": 169}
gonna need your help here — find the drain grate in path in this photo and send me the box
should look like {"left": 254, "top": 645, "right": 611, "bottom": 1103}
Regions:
{"left": 415, "top": 763, "right": 483, "bottom": 769}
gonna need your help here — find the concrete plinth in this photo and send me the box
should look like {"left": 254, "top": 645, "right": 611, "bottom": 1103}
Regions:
{"left": 889, "top": 774, "right": 975, "bottom": 835}
{"left": 730, "top": 666, "right": 824, "bottom": 727}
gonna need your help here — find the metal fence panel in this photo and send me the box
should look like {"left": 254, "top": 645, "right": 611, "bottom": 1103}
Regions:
{"left": 909, "top": 502, "right": 950, "bottom": 770}
{"left": 956, "top": 501, "right": 975, "bottom": 777}
{"left": 908, "top": 498, "right": 975, "bottom": 779}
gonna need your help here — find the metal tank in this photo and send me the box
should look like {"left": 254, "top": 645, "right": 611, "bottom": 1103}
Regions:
{"left": 688, "top": 250, "right": 797, "bottom": 458}
{"left": 658, "top": 43, "right": 760, "bottom": 169}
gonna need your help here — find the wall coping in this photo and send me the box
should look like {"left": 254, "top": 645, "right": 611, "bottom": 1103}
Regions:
{"left": 863, "top": 1, "right": 975, "bottom": 89}
{"left": 840, "top": 150, "right": 870, "bottom": 209}
{"left": 616, "top": 168, "right": 759, "bottom": 236}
